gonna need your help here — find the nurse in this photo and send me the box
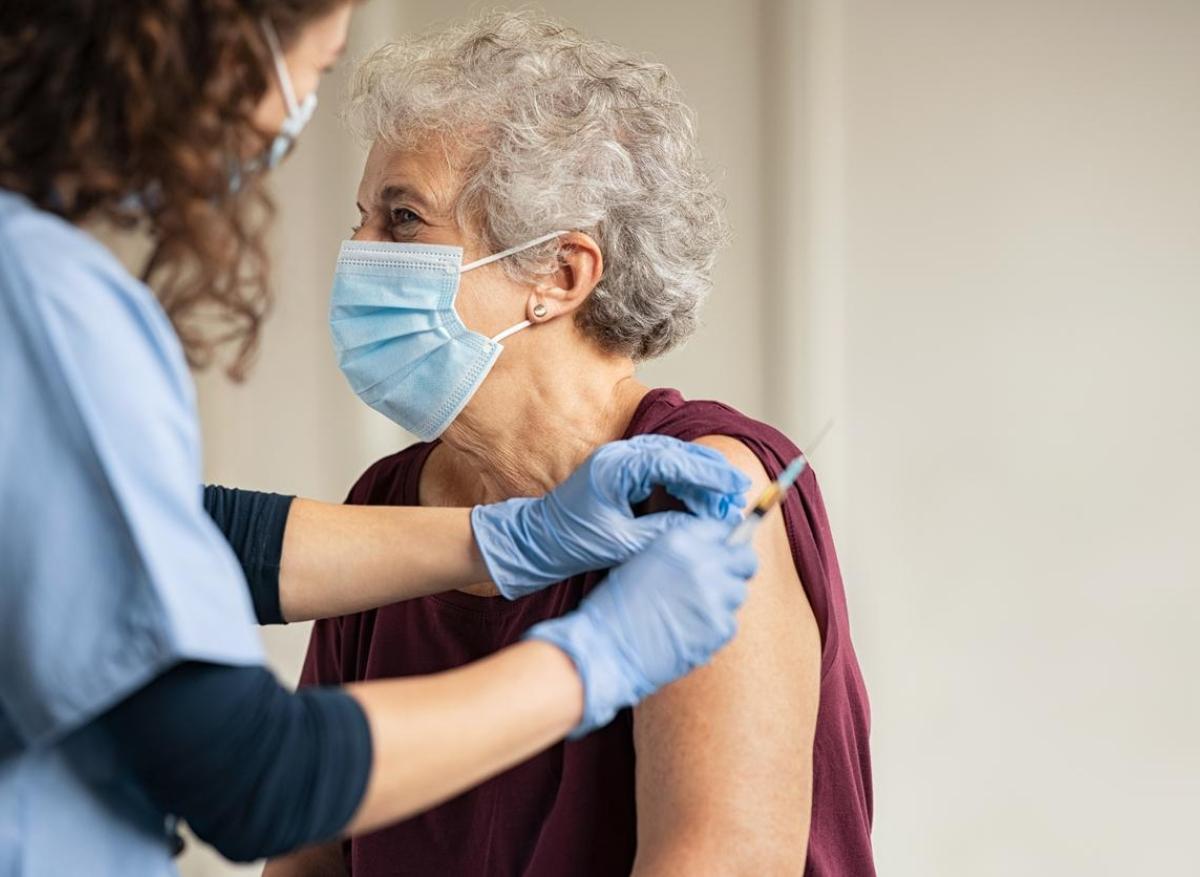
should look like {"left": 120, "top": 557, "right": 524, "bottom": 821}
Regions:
{"left": 0, "top": 2, "right": 758, "bottom": 874}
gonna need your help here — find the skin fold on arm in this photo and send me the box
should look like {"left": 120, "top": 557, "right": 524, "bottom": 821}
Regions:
{"left": 631, "top": 436, "right": 822, "bottom": 877}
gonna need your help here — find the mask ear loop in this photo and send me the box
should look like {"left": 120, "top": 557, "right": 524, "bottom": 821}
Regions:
{"left": 261, "top": 18, "right": 300, "bottom": 116}
{"left": 460, "top": 230, "right": 568, "bottom": 273}
{"left": 462, "top": 230, "right": 570, "bottom": 343}
{"left": 490, "top": 321, "right": 533, "bottom": 344}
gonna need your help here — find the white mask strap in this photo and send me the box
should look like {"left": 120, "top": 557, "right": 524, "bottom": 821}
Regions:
{"left": 261, "top": 18, "right": 300, "bottom": 115}
{"left": 460, "top": 230, "right": 568, "bottom": 274}
{"left": 490, "top": 320, "right": 533, "bottom": 344}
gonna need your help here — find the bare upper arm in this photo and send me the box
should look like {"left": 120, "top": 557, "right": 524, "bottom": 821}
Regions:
{"left": 632, "top": 435, "right": 821, "bottom": 876}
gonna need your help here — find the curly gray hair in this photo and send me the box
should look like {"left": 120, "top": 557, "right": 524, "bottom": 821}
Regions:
{"left": 345, "top": 10, "right": 728, "bottom": 360}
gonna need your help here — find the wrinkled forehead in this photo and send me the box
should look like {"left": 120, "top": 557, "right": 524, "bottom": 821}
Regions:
{"left": 356, "top": 135, "right": 477, "bottom": 217}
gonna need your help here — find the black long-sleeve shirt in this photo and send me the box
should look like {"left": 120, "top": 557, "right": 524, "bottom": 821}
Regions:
{"left": 95, "top": 485, "right": 373, "bottom": 862}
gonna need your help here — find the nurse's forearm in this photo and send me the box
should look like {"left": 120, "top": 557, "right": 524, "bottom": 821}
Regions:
{"left": 342, "top": 639, "right": 583, "bottom": 835}
{"left": 278, "top": 498, "right": 490, "bottom": 622}
{"left": 202, "top": 486, "right": 491, "bottom": 623}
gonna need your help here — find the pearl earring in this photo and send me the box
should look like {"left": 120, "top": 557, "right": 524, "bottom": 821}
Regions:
{"left": 533, "top": 303, "right": 548, "bottom": 319}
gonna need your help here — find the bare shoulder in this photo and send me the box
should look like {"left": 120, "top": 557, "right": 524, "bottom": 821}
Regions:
{"left": 690, "top": 434, "right": 773, "bottom": 493}
{"left": 630, "top": 433, "right": 821, "bottom": 874}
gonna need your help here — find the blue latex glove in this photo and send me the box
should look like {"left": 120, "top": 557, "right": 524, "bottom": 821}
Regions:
{"left": 525, "top": 517, "right": 758, "bottom": 737}
{"left": 470, "top": 435, "right": 751, "bottom": 599}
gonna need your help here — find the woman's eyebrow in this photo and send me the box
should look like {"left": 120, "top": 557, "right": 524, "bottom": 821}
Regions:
{"left": 377, "top": 184, "right": 432, "bottom": 213}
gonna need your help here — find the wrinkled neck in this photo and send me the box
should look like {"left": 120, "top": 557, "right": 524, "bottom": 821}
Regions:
{"left": 439, "top": 342, "right": 646, "bottom": 502}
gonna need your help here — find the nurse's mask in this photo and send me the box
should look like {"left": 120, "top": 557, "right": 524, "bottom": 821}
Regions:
{"left": 328, "top": 231, "right": 566, "bottom": 441}
{"left": 236, "top": 18, "right": 317, "bottom": 181}
{"left": 259, "top": 18, "right": 317, "bottom": 170}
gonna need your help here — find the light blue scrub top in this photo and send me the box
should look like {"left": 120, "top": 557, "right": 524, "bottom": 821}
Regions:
{"left": 0, "top": 190, "right": 264, "bottom": 876}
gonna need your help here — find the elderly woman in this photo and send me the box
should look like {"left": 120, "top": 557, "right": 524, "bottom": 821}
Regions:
{"left": 269, "top": 12, "right": 873, "bottom": 877}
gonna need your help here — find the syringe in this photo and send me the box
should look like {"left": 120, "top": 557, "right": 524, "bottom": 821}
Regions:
{"left": 725, "top": 455, "right": 808, "bottom": 545}
{"left": 725, "top": 420, "right": 832, "bottom": 546}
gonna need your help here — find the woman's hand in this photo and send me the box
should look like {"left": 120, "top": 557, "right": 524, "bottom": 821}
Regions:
{"left": 470, "top": 435, "right": 750, "bottom": 599}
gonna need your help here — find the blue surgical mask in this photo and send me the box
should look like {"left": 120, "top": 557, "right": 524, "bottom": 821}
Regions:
{"left": 329, "top": 231, "right": 565, "bottom": 441}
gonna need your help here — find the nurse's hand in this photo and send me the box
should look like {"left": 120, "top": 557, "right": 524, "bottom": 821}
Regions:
{"left": 470, "top": 435, "right": 750, "bottom": 599}
{"left": 524, "top": 517, "right": 758, "bottom": 736}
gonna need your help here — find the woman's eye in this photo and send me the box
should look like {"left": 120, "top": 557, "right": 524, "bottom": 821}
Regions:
{"left": 391, "top": 207, "right": 421, "bottom": 226}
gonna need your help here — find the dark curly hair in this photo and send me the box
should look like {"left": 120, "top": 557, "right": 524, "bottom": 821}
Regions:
{"left": 0, "top": 0, "right": 353, "bottom": 378}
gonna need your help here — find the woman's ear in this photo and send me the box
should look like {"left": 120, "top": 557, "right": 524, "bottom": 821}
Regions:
{"left": 526, "top": 232, "right": 603, "bottom": 323}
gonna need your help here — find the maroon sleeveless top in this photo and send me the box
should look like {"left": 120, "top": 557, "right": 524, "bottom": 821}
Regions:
{"left": 300, "top": 388, "right": 874, "bottom": 875}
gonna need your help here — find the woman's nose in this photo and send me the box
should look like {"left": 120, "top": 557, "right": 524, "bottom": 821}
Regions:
{"left": 352, "top": 225, "right": 389, "bottom": 243}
